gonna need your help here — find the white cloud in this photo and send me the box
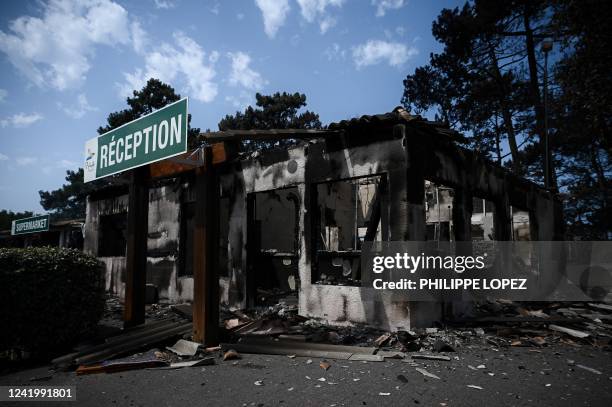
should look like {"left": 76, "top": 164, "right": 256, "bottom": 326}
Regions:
{"left": 57, "top": 159, "right": 78, "bottom": 168}
{"left": 297, "top": 0, "right": 344, "bottom": 34}
{"left": 0, "top": 153, "right": 8, "bottom": 161}
{"left": 324, "top": 43, "right": 346, "bottom": 61}
{"left": 254, "top": 0, "right": 290, "bottom": 38}
{"left": 16, "top": 156, "right": 37, "bottom": 166}
{"left": 0, "top": 0, "right": 145, "bottom": 90}
{"left": 0, "top": 89, "right": 6, "bottom": 102}
{"left": 318, "top": 16, "right": 336, "bottom": 34}
{"left": 209, "top": 50, "right": 219, "bottom": 64}
{"left": 43, "top": 158, "right": 80, "bottom": 174}
{"left": 119, "top": 32, "right": 218, "bottom": 103}
{"left": 352, "top": 40, "right": 417, "bottom": 68}
{"left": 120, "top": 69, "right": 146, "bottom": 99}
{"left": 385, "top": 26, "right": 406, "bottom": 39}
{"left": 153, "top": 0, "right": 175, "bottom": 9}
{"left": 225, "top": 91, "right": 254, "bottom": 109}
{"left": 131, "top": 21, "right": 148, "bottom": 55}
{"left": 1, "top": 112, "right": 43, "bottom": 128}
{"left": 58, "top": 94, "right": 98, "bottom": 119}
{"left": 227, "top": 52, "right": 266, "bottom": 90}
{"left": 210, "top": 3, "right": 220, "bottom": 15}
{"left": 372, "top": 0, "right": 405, "bottom": 17}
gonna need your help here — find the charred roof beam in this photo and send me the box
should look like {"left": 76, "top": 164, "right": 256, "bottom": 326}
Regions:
{"left": 200, "top": 129, "right": 341, "bottom": 142}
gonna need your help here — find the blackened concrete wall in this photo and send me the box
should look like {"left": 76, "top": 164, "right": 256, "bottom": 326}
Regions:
{"left": 84, "top": 184, "right": 193, "bottom": 303}
{"left": 219, "top": 136, "right": 436, "bottom": 330}
{"left": 217, "top": 124, "right": 561, "bottom": 330}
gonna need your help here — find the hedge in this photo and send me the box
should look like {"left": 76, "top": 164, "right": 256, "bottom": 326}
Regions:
{"left": 0, "top": 247, "right": 105, "bottom": 355}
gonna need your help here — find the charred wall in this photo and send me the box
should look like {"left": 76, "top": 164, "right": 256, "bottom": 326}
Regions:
{"left": 219, "top": 135, "right": 422, "bottom": 329}
{"left": 218, "top": 124, "right": 561, "bottom": 330}
{"left": 84, "top": 183, "right": 193, "bottom": 303}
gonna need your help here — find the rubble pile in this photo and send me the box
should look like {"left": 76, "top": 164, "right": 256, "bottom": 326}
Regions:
{"left": 467, "top": 300, "right": 612, "bottom": 350}
{"left": 53, "top": 296, "right": 612, "bottom": 378}
{"left": 220, "top": 298, "right": 612, "bottom": 355}
{"left": 100, "top": 295, "right": 175, "bottom": 329}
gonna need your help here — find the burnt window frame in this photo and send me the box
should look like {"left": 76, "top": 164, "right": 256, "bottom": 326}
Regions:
{"left": 470, "top": 195, "right": 497, "bottom": 242}
{"left": 423, "top": 179, "right": 456, "bottom": 243}
{"left": 509, "top": 205, "right": 534, "bottom": 241}
{"left": 310, "top": 173, "right": 389, "bottom": 286}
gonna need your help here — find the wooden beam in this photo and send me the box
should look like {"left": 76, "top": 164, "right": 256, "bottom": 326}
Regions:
{"left": 123, "top": 166, "right": 149, "bottom": 328}
{"left": 210, "top": 141, "right": 231, "bottom": 165}
{"left": 192, "top": 146, "right": 220, "bottom": 345}
{"left": 149, "top": 143, "right": 232, "bottom": 179}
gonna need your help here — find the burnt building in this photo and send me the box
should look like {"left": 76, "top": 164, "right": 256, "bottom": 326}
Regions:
{"left": 0, "top": 218, "right": 84, "bottom": 249}
{"left": 84, "top": 108, "right": 563, "bottom": 331}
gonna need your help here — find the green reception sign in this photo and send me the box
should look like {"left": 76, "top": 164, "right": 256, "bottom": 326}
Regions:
{"left": 11, "top": 214, "right": 50, "bottom": 235}
{"left": 84, "top": 98, "right": 188, "bottom": 182}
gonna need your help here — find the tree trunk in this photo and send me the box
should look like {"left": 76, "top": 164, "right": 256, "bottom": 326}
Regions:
{"left": 523, "top": 6, "right": 557, "bottom": 188}
{"left": 488, "top": 48, "right": 522, "bottom": 174}
{"left": 494, "top": 114, "right": 502, "bottom": 165}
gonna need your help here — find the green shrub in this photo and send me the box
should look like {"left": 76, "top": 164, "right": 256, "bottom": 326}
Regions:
{"left": 0, "top": 247, "right": 105, "bottom": 355}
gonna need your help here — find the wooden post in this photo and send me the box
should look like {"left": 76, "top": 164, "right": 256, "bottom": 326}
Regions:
{"left": 123, "top": 166, "right": 149, "bottom": 328}
{"left": 192, "top": 146, "right": 220, "bottom": 345}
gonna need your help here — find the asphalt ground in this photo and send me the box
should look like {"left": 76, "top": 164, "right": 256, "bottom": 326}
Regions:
{"left": 1, "top": 344, "right": 611, "bottom": 406}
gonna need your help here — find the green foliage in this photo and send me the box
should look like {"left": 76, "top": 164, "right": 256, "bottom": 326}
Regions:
{"left": 548, "top": 0, "right": 612, "bottom": 238}
{"left": 38, "top": 169, "right": 107, "bottom": 220}
{"left": 0, "top": 210, "right": 34, "bottom": 231}
{"left": 218, "top": 92, "right": 321, "bottom": 151}
{"left": 0, "top": 247, "right": 105, "bottom": 355}
{"left": 517, "top": 0, "right": 611, "bottom": 238}
{"left": 402, "top": 0, "right": 543, "bottom": 174}
{"left": 402, "top": 0, "right": 611, "bottom": 239}
{"left": 98, "top": 78, "right": 200, "bottom": 146}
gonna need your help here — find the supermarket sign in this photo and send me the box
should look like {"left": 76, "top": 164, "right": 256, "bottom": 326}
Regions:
{"left": 11, "top": 215, "right": 50, "bottom": 235}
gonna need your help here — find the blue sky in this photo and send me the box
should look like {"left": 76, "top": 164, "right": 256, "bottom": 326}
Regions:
{"left": 0, "top": 0, "right": 462, "bottom": 213}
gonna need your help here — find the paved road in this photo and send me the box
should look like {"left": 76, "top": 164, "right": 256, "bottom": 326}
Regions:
{"left": 1, "top": 344, "right": 611, "bottom": 406}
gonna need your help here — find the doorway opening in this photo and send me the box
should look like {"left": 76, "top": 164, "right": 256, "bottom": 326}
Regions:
{"left": 247, "top": 187, "right": 300, "bottom": 308}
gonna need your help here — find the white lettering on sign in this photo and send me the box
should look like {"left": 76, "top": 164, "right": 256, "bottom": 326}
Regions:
{"left": 134, "top": 130, "right": 143, "bottom": 158}
{"left": 97, "top": 114, "right": 184, "bottom": 170}
{"left": 171, "top": 115, "right": 182, "bottom": 145}
{"left": 15, "top": 218, "right": 47, "bottom": 232}
{"left": 100, "top": 144, "right": 108, "bottom": 168}
{"left": 159, "top": 120, "right": 168, "bottom": 149}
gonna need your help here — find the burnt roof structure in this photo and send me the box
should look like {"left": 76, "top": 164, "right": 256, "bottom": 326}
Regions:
{"left": 328, "top": 106, "right": 467, "bottom": 144}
